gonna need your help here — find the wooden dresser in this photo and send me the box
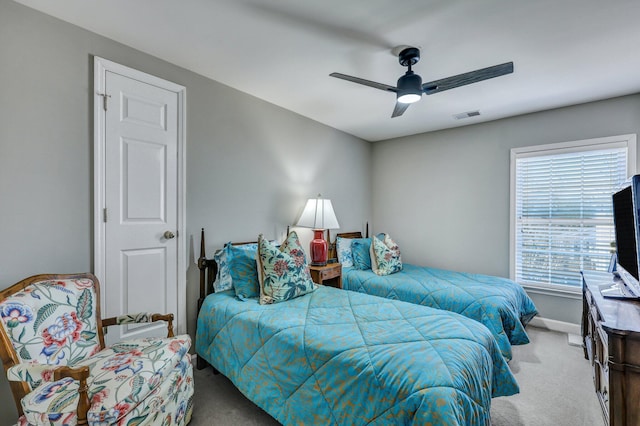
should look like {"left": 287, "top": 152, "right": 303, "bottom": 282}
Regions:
{"left": 582, "top": 270, "right": 640, "bottom": 425}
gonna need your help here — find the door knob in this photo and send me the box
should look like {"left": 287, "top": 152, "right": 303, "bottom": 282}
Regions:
{"left": 163, "top": 231, "right": 176, "bottom": 239}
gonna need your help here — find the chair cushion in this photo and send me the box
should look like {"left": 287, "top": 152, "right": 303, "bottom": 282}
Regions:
{"left": 20, "top": 334, "right": 191, "bottom": 425}
{"left": 107, "top": 352, "right": 194, "bottom": 426}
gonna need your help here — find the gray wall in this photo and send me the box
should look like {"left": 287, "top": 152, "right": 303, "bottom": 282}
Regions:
{"left": 371, "top": 94, "right": 640, "bottom": 324}
{"left": 3, "top": 1, "right": 640, "bottom": 422}
{"left": 0, "top": 2, "right": 371, "bottom": 422}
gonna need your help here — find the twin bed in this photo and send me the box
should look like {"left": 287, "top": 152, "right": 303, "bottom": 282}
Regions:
{"left": 195, "top": 229, "right": 535, "bottom": 425}
{"left": 334, "top": 231, "right": 538, "bottom": 361}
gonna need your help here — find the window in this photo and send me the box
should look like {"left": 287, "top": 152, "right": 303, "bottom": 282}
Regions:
{"left": 511, "top": 135, "right": 636, "bottom": 293}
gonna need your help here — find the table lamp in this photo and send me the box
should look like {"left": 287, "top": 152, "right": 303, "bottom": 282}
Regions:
{"left": 296, "top": 194, "right": 339, "bottom": 266}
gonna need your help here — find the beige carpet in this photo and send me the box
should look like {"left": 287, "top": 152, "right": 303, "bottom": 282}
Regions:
{"left": 190, "top": 327, "right": 604, "bottom": 426}
{"left": 490, "top": 327, "right": 603, "bottom": 426}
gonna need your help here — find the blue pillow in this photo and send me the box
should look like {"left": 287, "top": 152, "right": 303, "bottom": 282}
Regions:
{"left": 351, "top": 238, "right": 372, "bottom": 270}
{"left": 227, "top": 243, "right": 260, "bottom": 299}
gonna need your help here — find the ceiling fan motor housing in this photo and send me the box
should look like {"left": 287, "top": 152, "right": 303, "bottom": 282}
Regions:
{"left": 398, "top": 47, "right": 420, "bottom": 67}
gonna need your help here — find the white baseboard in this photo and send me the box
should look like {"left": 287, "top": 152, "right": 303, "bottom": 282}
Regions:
{"left": 567, "top": 333, "right": 583, "bottom": 346}
{"left": 529, "top": 316, "right": 581, "bottom": 335}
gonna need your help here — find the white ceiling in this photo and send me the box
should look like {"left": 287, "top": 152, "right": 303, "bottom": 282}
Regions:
{"left": 13, "top": 0, "right": 640, "bottom": 142}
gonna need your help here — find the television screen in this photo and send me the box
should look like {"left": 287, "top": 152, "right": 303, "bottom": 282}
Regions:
{"left": 612, "top": 184, "right": 639, "bottom": 281}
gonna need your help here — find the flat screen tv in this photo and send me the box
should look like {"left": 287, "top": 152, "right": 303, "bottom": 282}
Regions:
{"left": 608, "top": 174, "right": 640, "bottom": 298}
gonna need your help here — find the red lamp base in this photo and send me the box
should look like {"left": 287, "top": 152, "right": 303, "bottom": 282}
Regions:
{"left": 309, "top": 229, "right": 328, "bottom": 266}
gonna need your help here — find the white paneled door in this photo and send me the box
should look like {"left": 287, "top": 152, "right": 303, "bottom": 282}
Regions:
{"left": 94, "top": 58, "right": 186, "bottom": 345}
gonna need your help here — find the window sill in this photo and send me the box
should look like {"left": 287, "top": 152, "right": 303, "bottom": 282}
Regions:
{"left": 521, "top": 283, "right": 582, "bottom": 300}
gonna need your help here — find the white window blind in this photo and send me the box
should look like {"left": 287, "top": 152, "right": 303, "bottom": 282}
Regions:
{"left": 513, "top": 141, "right": 630, "bottom": 289}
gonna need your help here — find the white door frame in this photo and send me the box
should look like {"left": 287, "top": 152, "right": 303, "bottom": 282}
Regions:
{"left": 93, "top": 56, "right": 187, "bottom": 335}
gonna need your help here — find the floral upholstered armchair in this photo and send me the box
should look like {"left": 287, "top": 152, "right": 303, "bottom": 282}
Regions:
{"left": 0, "top": 273, "right": 193, "bottom": 426}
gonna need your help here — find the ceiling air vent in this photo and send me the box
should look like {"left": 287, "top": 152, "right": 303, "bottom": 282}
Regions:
{"left": 453, "top": 110, "right": 480, "bottom": 120}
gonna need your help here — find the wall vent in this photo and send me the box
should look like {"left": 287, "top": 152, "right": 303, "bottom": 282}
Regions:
{"left": 453, "top": 110, "right": 480, "bottom": 120}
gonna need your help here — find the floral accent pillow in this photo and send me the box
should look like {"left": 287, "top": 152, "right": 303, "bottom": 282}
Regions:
{"left": 228, "top": 243, "right": 260, "bottom": 299}
{"left": 336, "top": 237, "right": 354, "bottom": 267}
{"left": 213, "top": 245, "right": 233, "bottom": 292}
{"left": 258, "top": 231, "right": 316, "bottom": 304}
{"left": 351, "top": 238, "right": 372, "bottom": 270}
{"left": 369, "top": 232, "right": 387, "bottom": 272}
{"left": 372, "top": 234, "right": 403, "bottom": 276}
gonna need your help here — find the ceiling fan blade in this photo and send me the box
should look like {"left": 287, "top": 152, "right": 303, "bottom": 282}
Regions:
{"left": 330, "top": 72, "right": 398, "bottom": 93}
{"left": 422, "top": 62, "right": 514, "bottom": 95}
{"left": 391, "top": 102, "right": 411, "bottom": 118}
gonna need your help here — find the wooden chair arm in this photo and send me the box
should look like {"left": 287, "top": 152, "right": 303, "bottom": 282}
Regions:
{"left": 8, "top": 363, "right": 89, "bottom": 383}
{"left": 102, "top": 312, "right": 175, "bottom": 337}
{"left": 7, "top": 364, "right": 54, "bottom": 383}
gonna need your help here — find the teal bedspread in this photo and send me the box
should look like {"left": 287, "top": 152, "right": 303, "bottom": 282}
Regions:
{"left": 343, "top": 264, "right": 538, "bottom": 360}
{"left": 196, "top": 286, "right": 518, "bottom": 425}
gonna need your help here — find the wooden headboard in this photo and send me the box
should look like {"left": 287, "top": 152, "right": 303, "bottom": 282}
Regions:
{"left": 199, "top": 224, "right": 368, "bottom": 302}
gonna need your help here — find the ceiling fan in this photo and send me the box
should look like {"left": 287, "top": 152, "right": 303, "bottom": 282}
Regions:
{"left": 330, "top": 47, "right": 514, "bottom": 118}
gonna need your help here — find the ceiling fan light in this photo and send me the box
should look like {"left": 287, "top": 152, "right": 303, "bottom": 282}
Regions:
{"left": 397, "top": 93, "right": 421, "bottom": 104}
{"left": 396, "top": 71, "right": 422, "bottom": 104}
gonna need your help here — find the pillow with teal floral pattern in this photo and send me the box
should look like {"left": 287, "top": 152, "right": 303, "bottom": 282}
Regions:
{"left": 369, "top": 232, "right": 387, "bottom": 272}
{"left": 371, "top": 234, "right": 402, "bottom": 276}
{"left": 351, "top": 238, "right": 372, "bottom": 270}
{"left": 336, "top": 237, "right": 354, "bottom": 267}
{"left": 228, "top": 243, "right": 260, "bottom": 299}
{"left": 258, "top": 231, "right": 316, "bottom": 304}
{"left": 213, "top": 245, "right": 233, "bottom": 292}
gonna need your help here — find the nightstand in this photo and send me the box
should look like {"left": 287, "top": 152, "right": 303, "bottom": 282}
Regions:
{"left": 309, "top": 263, "right": 342, "bottom": 289}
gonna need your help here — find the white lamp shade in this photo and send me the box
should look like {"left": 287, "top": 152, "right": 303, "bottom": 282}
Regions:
{"left": 296, "top": 197, "right": 340, "bottom": 230}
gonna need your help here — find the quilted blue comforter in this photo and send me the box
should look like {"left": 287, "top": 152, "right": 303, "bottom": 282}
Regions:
{"left": 196, "top": 286, "right": 519, "bottom": 425}
{"left": 343, "top": 264, "right": 538, "bottom": 360}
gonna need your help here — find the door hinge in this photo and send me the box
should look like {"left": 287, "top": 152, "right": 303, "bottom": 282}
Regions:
{"left": 98, "top": 92, "right": 111, "bottom": 111}
{"left": 103, "top": 208, "right": 108, "bottom": 223}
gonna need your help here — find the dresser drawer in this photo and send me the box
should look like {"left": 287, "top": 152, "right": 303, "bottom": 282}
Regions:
{"left": 595, "top": 360, "right": 609, "bottom": 406}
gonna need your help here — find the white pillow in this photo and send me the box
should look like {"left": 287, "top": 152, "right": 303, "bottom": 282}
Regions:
{"left": 336, "top": 237, "right": 354, "bottom": 267}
